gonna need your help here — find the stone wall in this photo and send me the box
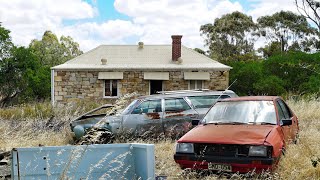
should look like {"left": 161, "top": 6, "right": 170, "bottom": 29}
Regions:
{"left": 53, "top": 70, "right": 229, "bottom": 104}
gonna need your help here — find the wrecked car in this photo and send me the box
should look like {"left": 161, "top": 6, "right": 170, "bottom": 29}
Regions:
{"left": 70, "top": 90, "right": 237, "bottom": 142}
{"left": 174, "top": 96, "right": 299, "bottom": 173}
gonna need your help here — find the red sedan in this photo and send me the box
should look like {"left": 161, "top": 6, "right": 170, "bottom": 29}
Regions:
{"left": 174, "top": 96, "right": 299, "bottom": 173}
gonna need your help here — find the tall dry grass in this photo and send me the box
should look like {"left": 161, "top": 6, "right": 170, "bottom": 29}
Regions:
{"left": 0, "top": 100, "right": 104, "bottom": 150}
{"left": 0, "top": 98, "right": 319, "bottom": 179}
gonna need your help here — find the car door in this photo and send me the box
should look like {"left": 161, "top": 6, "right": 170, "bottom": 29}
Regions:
{"left": 276, "top": 100, "right": 294, "bottom": 143}
{"left": 122, "top": 99, "right": 163, "bottom": 138}
{"left": 162, "top": 98, "right": 198, "bottom": 138}
{"left": 278, "top": 99, "right": 298, "bottom": 140}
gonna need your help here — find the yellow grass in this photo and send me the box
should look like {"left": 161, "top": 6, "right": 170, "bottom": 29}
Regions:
{"left": 0, "top": 98, "right": 319, "bottom": 179}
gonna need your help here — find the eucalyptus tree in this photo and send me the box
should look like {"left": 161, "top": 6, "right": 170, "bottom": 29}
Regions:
{"left": 295, "top": 0, "right": 320, "bottom": 31}
{"left": 257, "top": 10, "right": 317, "bottom": 54}
{"left": 200, "top": 11, "right": 258, "bottom": 61}
{"left": 29, "top": 31, "right": 83, "bottom": 67}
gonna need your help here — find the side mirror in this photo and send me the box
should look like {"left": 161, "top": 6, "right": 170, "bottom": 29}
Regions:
{"left": 281, "top": 119, "right": 292, "bottom": 126}
{"left": 192, "top": 119, "right": 200, "bottom": 125}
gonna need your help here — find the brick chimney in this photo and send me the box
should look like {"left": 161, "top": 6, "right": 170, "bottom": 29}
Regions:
{"left": 171, "top": 35, "right": 182, "bottom": 61}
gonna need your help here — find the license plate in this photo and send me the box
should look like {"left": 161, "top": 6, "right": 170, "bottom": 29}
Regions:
{"left": 208, "top": 163, "right": 232, "bottom": 172}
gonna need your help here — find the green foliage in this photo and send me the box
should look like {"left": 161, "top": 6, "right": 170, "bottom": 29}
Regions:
{"left": 193, "top": 48, "right": 206, "bottom": 55}
{"left": 200, "top": 11, "right": 258, "bottom": 61}
{"left": 227, "top": 61, "right": 263, "bottom": 95}
{"left": 0, "top": 46, "right": 50, "bottom": 106}
{"left": 0, "top": 23, "right": 13, "bottom": 61}
{"left": 29, "top": 30, "right": 83, "bottom": 67}
{"left": 0, "top": 25, "right": 83, "bottom": 106}
{"left": 227, "top": 51, "right": 320, "bottom": 97}
{"left": 264, "top": 52, "right": 320, "bottom": 93}
{"left": 253, "top": 75, "right": 286, "bottom": 95}
{"left": 258, "top": 42, "right": 282, "bottom": 58}
{"left": 300, "top": 74, "right": 320, "bottom": 96}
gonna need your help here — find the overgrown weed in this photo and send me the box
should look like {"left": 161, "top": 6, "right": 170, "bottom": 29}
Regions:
{"left": 0, "top": 98, "right": 319, "bottom": 179}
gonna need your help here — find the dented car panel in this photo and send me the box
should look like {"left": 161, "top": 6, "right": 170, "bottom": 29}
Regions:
{"left": 178, "top": 125, "right": 275, "bottom": 145}
{"left": 70, "top": 90, "right": 238, "bottom": 139}
{"left": 174, "top": 96, "right": 299, "bottom": 173}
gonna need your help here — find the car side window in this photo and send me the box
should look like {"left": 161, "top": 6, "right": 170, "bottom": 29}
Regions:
{"left": 165, "top": 98, "right": 191, "bottom": 112}
{"left": 278, "top": 100, "right": 292, "bottom": 119}
{"left": 188, "top": 95, "right": 230, "bottom": 108}
{"left": 131, "top": 100, "right": 162, "bottom": 114}
{"left": 276, "top": 101, "right": 286, "bottom": 120}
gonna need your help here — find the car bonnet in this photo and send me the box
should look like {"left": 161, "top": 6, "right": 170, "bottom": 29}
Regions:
{"left": 178, "top": 124, "right": 276, "bottom": 145}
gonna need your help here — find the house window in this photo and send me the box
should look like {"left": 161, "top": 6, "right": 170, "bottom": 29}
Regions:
{"left": 189, "top": 80, "right": 203, "bottom": 90}
{"left": 104, "top": 80, "right": 118, "bottom": 97}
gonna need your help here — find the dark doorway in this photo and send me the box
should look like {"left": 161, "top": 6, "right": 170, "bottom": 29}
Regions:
{"left": 150, "top": 80, "right": 163, "bottom": 94}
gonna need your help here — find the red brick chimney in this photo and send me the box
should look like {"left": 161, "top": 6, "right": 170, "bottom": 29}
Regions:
{"left": 171, "top": 35, "right": 182, "bottom": 61}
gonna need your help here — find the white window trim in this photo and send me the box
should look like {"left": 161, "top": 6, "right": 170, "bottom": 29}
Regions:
{"left": 103, "top": 80, "right": 119, "bottom": 98}
{"left": 188, "top": 80, "right": 203, "bottom": 90}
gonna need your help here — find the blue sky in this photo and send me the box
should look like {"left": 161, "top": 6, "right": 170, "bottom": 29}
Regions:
{"left": 0, "top": 0, "right": 298, "bottom": 51}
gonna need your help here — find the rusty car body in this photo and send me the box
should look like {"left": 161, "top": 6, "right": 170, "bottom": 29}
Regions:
{"left": 70, "top": 90, "right": 238, "bottom": 140}
{"left": 174, "top": 96, "right": 299, "bottom": 173}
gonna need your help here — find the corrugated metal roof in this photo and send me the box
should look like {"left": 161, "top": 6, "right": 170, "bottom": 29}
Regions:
{"left": 52, "top": 45, "right": 231, "bottom": 70}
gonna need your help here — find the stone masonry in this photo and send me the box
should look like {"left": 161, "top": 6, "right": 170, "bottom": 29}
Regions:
{"left": 54, "top": 70, "right": 229, "bottom": 104}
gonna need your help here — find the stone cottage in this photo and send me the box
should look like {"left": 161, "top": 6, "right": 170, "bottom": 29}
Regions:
{"left": 51, "top": 35, "right": 231, "bottom": 104}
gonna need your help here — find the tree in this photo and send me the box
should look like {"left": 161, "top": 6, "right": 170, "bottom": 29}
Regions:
{"left": 200, "top": 11, "right": 258, "bottom": 61}
{"left": 257, "top": 11, "right": 317, "bottom": 53}
{"left": 0, "top": 45, "right": 47, "bottom": 106}
{"left": 29, "top": 31, "right": 83, "bottom": 67}
{"left": 193, "top": 48, "right": 206, "bottom": 55}
{"left": 295, "top": 0, "right": 320, "bottom": 31}
{"left": 60, "top": 35, "right": 83, "bottom": 61}
{"left": 258, "top": 42, "right": 282, "bottom": 58}
{"left": 0, "top": 23, "right": 13, "bottom": 61}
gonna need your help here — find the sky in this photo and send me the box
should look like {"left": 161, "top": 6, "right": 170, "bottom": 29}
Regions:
{"left": 0, "top": 0, "right": 300, "bottom": 52}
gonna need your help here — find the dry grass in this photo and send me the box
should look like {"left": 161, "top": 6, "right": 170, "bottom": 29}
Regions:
{"left": 0, "top": 100, "right": 103, "bottom": 150}
{"left": 0, "top": 98, "right": 319, "bottom": 179}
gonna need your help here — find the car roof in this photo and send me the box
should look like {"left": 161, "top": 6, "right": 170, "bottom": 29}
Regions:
{"left": 137, "top": 90, "right": 237, "bottom": 100}
{"left": 219, "top": 96, "right": 280, "bottom": 102}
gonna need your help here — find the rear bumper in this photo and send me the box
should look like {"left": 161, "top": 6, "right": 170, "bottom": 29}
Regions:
{"left": 174, "top": 153, "right": 278, "bottom": 173}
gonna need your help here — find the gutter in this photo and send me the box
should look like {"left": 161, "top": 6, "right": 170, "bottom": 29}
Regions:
{"left": 51, "top": 69, "right": 55, "bottom": 106}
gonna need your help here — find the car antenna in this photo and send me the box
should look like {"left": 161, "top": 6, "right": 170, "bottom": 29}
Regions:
{"left": 217, "top": 79, "right": 237, "bottom": 100}
{"left": 202, "top": 79, "right": 237, "bottom": 125}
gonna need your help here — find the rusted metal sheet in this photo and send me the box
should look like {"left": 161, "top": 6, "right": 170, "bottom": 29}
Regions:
{"left": 12, "top": 144, "right": 155, "bottom": 180}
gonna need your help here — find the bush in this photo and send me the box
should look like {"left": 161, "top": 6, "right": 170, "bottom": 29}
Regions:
{"left": 226, "top": 51, "right": 320, "bottom": 97}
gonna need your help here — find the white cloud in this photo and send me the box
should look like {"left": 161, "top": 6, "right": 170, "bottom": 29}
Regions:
{"left": 0, "top": 0, "right": 306, "bottom": 52}
{"left": 114, "top": 0, "right": 244, "bottom": 49}
{"left": 247, "top": 0, "right": 298, "bottom": 20}
{"left": 0, "top": 0, "right": 95, "bottom": 49}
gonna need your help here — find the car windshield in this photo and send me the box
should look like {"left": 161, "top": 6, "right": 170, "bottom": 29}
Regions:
{"left": 202, "top": 100, "right": 277, "bottom": 125}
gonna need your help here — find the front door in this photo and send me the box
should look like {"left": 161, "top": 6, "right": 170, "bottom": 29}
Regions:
{"left": 150, "top": 80, "right": 163, "bottom": 94}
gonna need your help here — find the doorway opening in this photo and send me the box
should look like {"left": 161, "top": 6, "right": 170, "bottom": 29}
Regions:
{"left": 150, "top": 80, "right": 163, "bottom": 94}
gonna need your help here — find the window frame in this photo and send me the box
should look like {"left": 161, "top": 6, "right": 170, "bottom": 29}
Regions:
{"left": 103, "top": 79, "right": 119, "bottom": 98}
{"left": 131, "top": 99, "right": 162, "bottom": 114}
{"left": 188, "top": 80, "right": 203, "bottom": 90}
{"left": 164, "top": 98, "right": 192, "bottom": 112}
